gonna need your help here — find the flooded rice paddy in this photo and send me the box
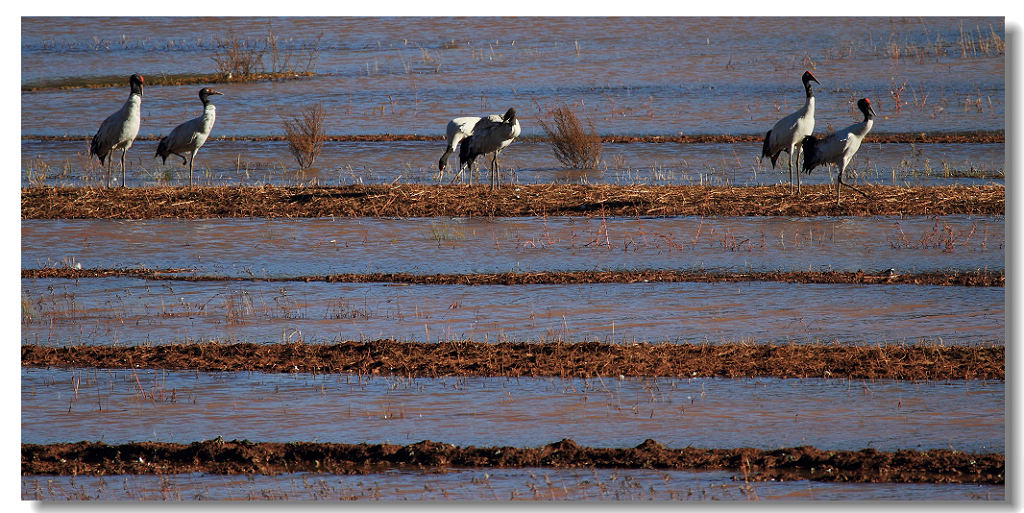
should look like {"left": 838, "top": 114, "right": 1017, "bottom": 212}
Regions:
{"left": 22, "top": 215, "right": 1004, "bottom": 276}
{"left": 21, "top": 277, "right": 1003, "bottom": 346}
{"left": 21, "top": 17, "right": 1004, "bottom": 188}
{"left": 21, "top": 15, "right": 1004, "bottom": 501}
{"left": 23, "top": 368, "right": 1003, "bottom": 452}
{"left": 21, "top": 17, "right": 1004, "bottom": 137}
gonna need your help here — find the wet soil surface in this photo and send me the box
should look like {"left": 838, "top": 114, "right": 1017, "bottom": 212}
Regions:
{"left": 22, "top": 184, "right": 1003, "bottom": 219}
{"left": 21, "top": 267, "right": 1005, "bottom": 287}
{"left": 22, "top": 438, "right": 1003, "bottom": 484}
{"left": 21, "top": 340, "right": 1004, "bottom": 381}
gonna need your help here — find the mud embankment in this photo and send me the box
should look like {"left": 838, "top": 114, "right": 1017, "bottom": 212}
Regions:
{"left": 21, "top": 184, "right": 1004, "bottom": 219}
{"left": 21, "top": 340, "right": 1004, "bottom": 381}
{"left": 22, "top": 439, "right": 1004, "bottom": 484}
{"left": 21, "top": 267, "right": 1005, "bottom": 287}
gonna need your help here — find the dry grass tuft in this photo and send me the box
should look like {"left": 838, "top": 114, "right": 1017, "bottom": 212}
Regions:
{"left": 538, "top": 104, "right": 602, "bottom": 169}
{"left": 282, "top": 103, "right": 327, "bottom": 169}
{"left": 212, "top": 25, "right": 323, "bottom": 80}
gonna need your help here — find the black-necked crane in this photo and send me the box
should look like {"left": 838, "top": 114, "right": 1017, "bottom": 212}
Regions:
{"left": 760, "top": 70, "right": 819, "bottom": 194}
{"left": 90, "top": 74, "right": 144, "bottom": 187}
{"left": 438, "top": 115, "right": 481, "bottom": 180}
{"left": 155, "top": 87, "right": 223, "bottom": 187}
{"left": 457, "top": 107, "right": 521, "bottom": 189}
{"left": 800, "top": 98, "right": 875, "bottom": 205}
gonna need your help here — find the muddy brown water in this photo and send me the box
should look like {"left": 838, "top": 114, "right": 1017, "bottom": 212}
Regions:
{"left": 21, "top": 368, "right": 1003, "bottom": 453}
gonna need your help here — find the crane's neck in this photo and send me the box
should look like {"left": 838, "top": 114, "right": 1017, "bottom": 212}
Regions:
{"left": 124, "top": 94, "right": 142, "bottom": 118}
{"left": 804, "top": 80, "right": 814, "bottom": 99}
{"left": 852, "top": 118, "right": 873, "bottom": 139}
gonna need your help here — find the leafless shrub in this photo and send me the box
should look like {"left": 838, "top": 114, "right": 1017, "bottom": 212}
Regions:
{"left": 283, "top": 103, "right": 327, "bottom": 169}
{"left": 538, "top": 105, "right": 602, "bottom": 169}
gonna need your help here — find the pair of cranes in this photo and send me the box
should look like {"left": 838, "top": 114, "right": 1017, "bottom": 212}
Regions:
{"left": 89, "top": 74, "right": 222, "bottom": 187}
{"left": 760, "top": 70, "right": 875, "bottom": 205}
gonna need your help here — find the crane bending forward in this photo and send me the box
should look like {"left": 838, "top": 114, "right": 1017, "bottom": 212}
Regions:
{"left": 456, "top": 108, "right": 521, "bottom": 189}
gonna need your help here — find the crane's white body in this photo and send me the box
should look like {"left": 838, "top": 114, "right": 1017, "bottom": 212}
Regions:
{"left": 801, "top": 98, "right": 875, "bottom": 205}
{"left": 156, "top": 90, "right": 220, "bottom": 186}
{"left": 805, "top": 118, "right": 872, "bottom": 170}
{"left": 438, "top": 115, "right": 489, "bottom": 180}
{"left": 764, "top": 96, "right": 814, "bottom": 185}
{"left": 761, "top": 71, "right": 818, "bottom": 194}
{"left": 457, "top": 111, "right": 521, "bottom": 188}
{"left": 90, "top": 84, "right": 142, "bottom": 187}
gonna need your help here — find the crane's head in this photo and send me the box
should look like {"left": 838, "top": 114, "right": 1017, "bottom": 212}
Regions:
{"left": 502, "top": 107, "right": 517, "bottom": 125}
{"left": 199, "top": 88, "right": 224, "bottom": 104}
{"left": 129, "top": 74, "right": 144, "bottom": 96}
{"left": 857, "top": 98, "right": 875, "bottom": 119}
{"left": 801, "top": 71, "right": 819, "bottom": 85}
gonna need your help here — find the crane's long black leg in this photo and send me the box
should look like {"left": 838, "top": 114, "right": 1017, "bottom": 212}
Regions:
{"left": 491, "top": 153, "right": 498, "bottom": 190}
{"left": 790, "top": 146, "right": 798, "bottom": 193}
{"left": 121, "top": 149, "right": 129, "bottom": 187}
{"left": 838, "top": 168, "right": 871, "bottom": 203}
{"left": 788, "top": 147, "right": 795, "bottom": 194}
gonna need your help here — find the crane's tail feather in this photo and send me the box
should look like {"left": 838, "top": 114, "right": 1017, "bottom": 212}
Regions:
{"left": 89, "top": 136, "right": 107, "bottom": 164}
{"left": 155, "top": 137, "right": 170, "bottom": 164}
{"left": 760, "top": 130, "right": 782, "bottom": 168}
{"left": 800, "top": 135, "right": 820, "bottom": 173}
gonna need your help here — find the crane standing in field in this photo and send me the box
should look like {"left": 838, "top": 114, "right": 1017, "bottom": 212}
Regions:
{"left": 438, "top": 115, "right": 483, "bottom": 180}
{"left": 801, "top": 98, "right": 875, "bottom": 205}
{"left": 155, "top": 87, "right": 223, "bottom": 187}
{"left": 761, "top": 70, "right": 819, "bottom": 194}
{"left": 90, "top": 74, "right": 144, "bottom": 187}
{"left": 456, "top": 107, "right": 521, "bottom": 189}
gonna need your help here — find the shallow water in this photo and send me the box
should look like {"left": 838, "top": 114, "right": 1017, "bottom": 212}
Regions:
{"left": 21, "top": 17, "right": 1005, "bottom": 186}
{"left": 21, "top": 215, "right": 1005, "bottom": 277}
{"left": 20, "top": 277, "right": 1004, "bottom": 346}
{"left": 20, "top": 138, "right": 1004, "bottom": 188}
{"left": 22, "top": 368, "right": 1004, "bottom": 453}
{"left": 21, "top": 17, "right": 1005, "bottom": 136}
{"left": 22, "top": 468, "right": 1005, "bottom": 501}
